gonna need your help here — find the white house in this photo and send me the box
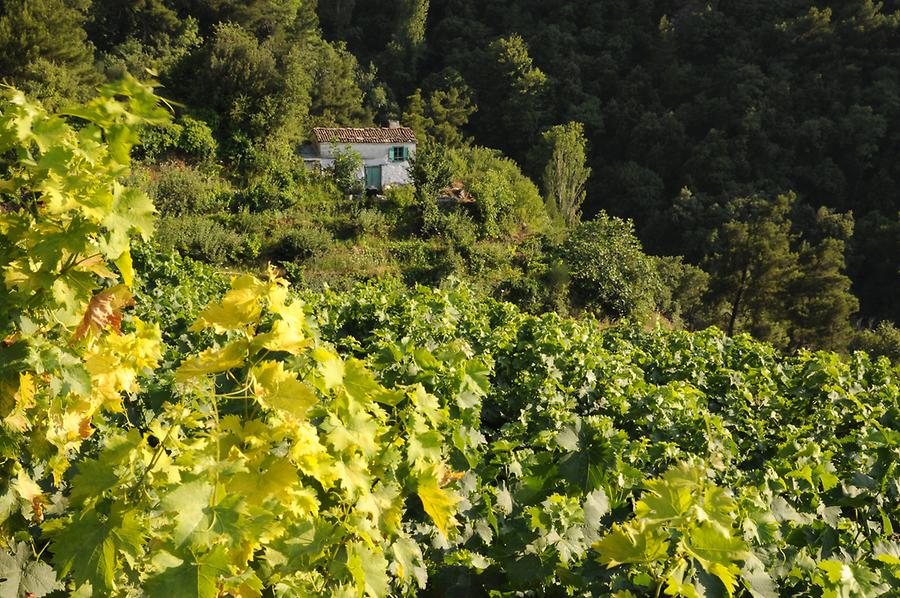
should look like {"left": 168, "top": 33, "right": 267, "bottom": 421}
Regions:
{"left": 302, "top": 124, "right": 417, "bottom": 191}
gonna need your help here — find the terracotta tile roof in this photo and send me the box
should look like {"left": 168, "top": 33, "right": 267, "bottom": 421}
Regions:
{"left": 313, "top": 127, "right": 417, "bottom": 144}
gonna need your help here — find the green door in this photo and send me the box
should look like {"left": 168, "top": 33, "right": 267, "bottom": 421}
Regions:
{"left": 365, "top": 165, "right": 382, "bottom": 190}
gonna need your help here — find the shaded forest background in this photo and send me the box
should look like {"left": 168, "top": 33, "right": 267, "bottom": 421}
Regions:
{"left": 1, "top": 0, "right": 898, "bottom": 357}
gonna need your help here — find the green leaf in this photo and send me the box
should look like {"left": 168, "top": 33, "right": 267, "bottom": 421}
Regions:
{"left": 145, "top": 547, "right": 229, "bottom": 598}
{"left": 636, "top": 465, "right": 701, "bottom": 526}
{"left": 252, "top": 361, "right": 318, "bottom": 421}
{"left": 46, "top": 505, "right": 145, "bottom": 593}
{"left": 316, "top": 352, "right": 345, "bottom": 390}
{"left": 815, "top": 560, "right": 890, "bottom": 598}
{"left": 683, "top": 524, "right": 748, "bottom": 595}
{"left": 175, "top": 341, "right": 249, "bottom": 381}
{"left": 583, "top": 488, "right": 610, "bottom": 528}
{"left": 160, "top": 480, "right": 214, "bottom": 548}
{"left": 556, "top": 418, "right": 622, "bottom": 491}
{"left": 593, "top": 521, "right": 670, "bottom": 567}
{"left": 345, "top": 542, "right": 390, "bottom": 598}
{"left": 0, "top": 542, "right": 59, "bottom": 598}
{"left": 741, "top": 552, "right": 778, "bottom": 598}
{"left": 69, "top": 431, "right": 144, "bottom": 506}
{"left": 190, "top": 274, "right": 266, "bottom": 333}
{"left": 99, "top": 186, "right": 155, "bottom": 260}
{"left": 342, "top": 359, "right": 383, "bottom": 404}
{"left": 664, "top": 559, "right": 701, "bottom": 598}
{"left": 389, "top": 537, "right": 427, "bottom": 589}
{"left": 683, "top": 523, "right": 748, "bottom": 564}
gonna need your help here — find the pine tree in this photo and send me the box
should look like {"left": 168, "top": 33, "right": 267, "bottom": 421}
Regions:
{"left": 702, "top": 194, "right": 799, "bottom": 348}
{"left": 471, "top": 34, "right": 547, "bottom": 162}
{"left": 787, "top": 209, "right": 858, "bottom": 351}
{"left": 402, "top": 89, "right": 432, "bottom": 141}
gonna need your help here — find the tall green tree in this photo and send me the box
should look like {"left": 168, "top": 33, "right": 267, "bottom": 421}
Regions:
{"left": 305, "top": 39, "right": 370, "bottom": 126}
{"left": 88, "top": 0, "right": 181, "bottom": 50}
{"left": 472, "top": 34, "right": 547, "bottom": 162}
{"left": 175, "top": 0, "right": 318, "bottom": 41}
{"left": 0, "top": 0, "right": 97, "bottom": 107}
{"left": 177, "top": 22, "right": 312, "bottom": 167}
{"left": 702, "top": 194, "right": 799, "bottom": 346}
{"left": 89, "top": 0, "right": 201, "bottom": 82}
{"left": 398, "top": 0, "right": 428, "bottom": 48}
{"left": 541, "top": 122, "right": 591, "bottom": 228}
{"left": 787, "top": 208, "right": 858, "bottom": 351}
{"left": 402, "top": 72, "right": 476, "bottom": 147}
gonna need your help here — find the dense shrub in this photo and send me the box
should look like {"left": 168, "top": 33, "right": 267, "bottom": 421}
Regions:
{"left": 140, "top": 115, "right": 217, "bottom": 163}
{"left": 390, "top": 240, "right": 464, "bottom": 285}
{"left": 271, "top": 225, "right": 335, "bottom": 262}
{"left": 147, "top": 161, "right": 229, "bottom": 216}
{"left": 329, "top": 145, "right": 364, "bottom": 196}
{"left": 559, "top": 213, "right": 662, "bottom": 319}
{"left": 442, "top": 210, "right": 478, "bottom": 249}
{"left": 653, "top": 255, "right": 711, "bottom": 327}
{"left": 353, "top": 207, "right": 388, "bottom": 236}
{"left": 409, "top": 139, "right": 452, "bottom": 233}
{"left": 154, "top": 215, "right": 245, "bottom": 264}
{"left": 378, "top": 185, "right": 419, "bottom": 235}
{"left": 851, "top": 321, "right": 900, "bottom": 363}
{"left": 239, "top": 178, "right": 297, "bottom": 211}
{"left": 451, "top": 145, "right": 549, "bottom": 237}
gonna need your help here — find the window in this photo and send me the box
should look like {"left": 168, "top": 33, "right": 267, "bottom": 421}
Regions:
{"left": 389, "top": 146, "right": 408, "bottom": 162}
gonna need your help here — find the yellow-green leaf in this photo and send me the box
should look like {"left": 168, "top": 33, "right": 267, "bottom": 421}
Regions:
{"left": 593, "top": 521, "right": 670, "bottom": 568}
{"left": 191, "top": 275, "right": 266, "bottom": 333}
{"left": 176, "top": 341, "right": 249, "bottom": 381}
{"left": 417, "top": 472, "right": 460, "bottom": 537}
{"left": 251, "top": 361, "right": 317, "bottom": 421}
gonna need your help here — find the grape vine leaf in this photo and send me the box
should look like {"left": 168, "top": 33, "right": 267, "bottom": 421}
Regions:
{"left": 190, "top": 275, "right": 265, "bottom": 333}
{"left": 175, "top": 341, "right": 250, "bottom": 381}
{"left": 115, "top": 248, "right": 134, "bottom": 287}
{"left": 664, "top": 560, "right": 701, "bottom": 598}
{"left": 145, "top": 547, "right": 229, "bottom": 598}
{"left": 593, "top": 521, "right": 670, "bottom": 567}
{"left": 583, "top": 488, "right": 610, "bottom": 530}
{"left": 683, "top": 524, "right": 747, "bottom": 595}
{"left": 741, "top": 552, "right": 778, "bottom": 598}
{"left": 46, "top": 506, "right": 145, "bottom": 592}
{"left": 315, "top": 350, "right": 345, "bottom": 390}
{"left": 73, "top": 285, "right": 134, "bottom": 341}
{"left": 389, "top": 537, "right": 427, "bottom": 589}
{"left": 160, "top": 480, "right": 214, "bottom": 548}
{"left": 0, "top": 542, "right": 59, "bottom": 598}
{"left": 814, "top": 560, "right": 890, "bottom": 598}
{"left": 252, "top": 361, "right": 317, "bottom": 421}
{"left": 345, "top": 542, "right": 390, "bottom": 598}
{"left": 99, "top": 186, "right": 155, "bottom": 260}
{"left": 417, "top": 472, "right": 460, "bottom": 538}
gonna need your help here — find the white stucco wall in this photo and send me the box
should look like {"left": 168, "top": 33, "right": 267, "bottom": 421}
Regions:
{"left": 314, "top": 142, "right": 416, "bottom": 188}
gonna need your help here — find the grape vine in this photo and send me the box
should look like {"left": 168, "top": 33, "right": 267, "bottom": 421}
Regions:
{"left": 1, "top": 84, "right": 898, "bottom": 597}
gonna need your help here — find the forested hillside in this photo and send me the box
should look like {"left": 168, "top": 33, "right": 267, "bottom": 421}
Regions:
{"left": 0, "top": 0, "right": 897, "bottom": 356}
{"left": 1, "top": 3, "right": 900, "bottom": 597}
{"left": 324, "top": 0, "right": 900, "bottom": 323}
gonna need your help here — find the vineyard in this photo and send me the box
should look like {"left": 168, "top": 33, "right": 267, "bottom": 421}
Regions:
{"left": 1, "top": 83, "right": 899, "bottom": 597}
